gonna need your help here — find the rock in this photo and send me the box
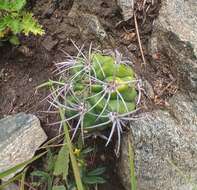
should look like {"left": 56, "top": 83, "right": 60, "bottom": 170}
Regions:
{"left": 69, "top": 0, "right": 117, "bottom": 17}
{"left": 69, "top": 13, "right": 107, "bottom": 40}
{"left": 118, "top": 93, "right": 197, "bottom": 190}
{"left": 68, "top": 0, "right": 107, "bottom": 40}
{"left": 149, "top": 0, "right": 197, "bottom": 92}
{"left": 0, "top": 113, "right": 47, "bottom": 180}
{"left": 17, "top": 45, "right": 34, "bottom": 57}
{"left": 119, "top": 1, "right": 197, "bottom": 187}
{"left": 117, "top": 0, "right": 134, "bottom": 21}
{"left": 17, "top": 46, "right": 33, "bottom": 57}
{"left": 168, "top": 92, "right": 197, "bottom": 126}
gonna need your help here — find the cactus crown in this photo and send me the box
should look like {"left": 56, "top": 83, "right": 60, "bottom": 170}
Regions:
{"left": 46, "top": 43, "right": 141, "bottom": 153}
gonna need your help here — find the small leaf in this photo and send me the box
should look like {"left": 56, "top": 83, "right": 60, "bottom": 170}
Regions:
{"left": 0, "top": 21, "right": 7, "bottom": 33}
{"left": 31, "top": 170, "right": 50, "bottom": 180}
{"left": 7, "top": 18, "right": 22, "bottom": 34}
{"left": 81, "top": 147, "right": 94, "bottom": 155}
{"left": 13, "top": 0, "right": 26, "bottom": 11}
{"left": 21, "top": 12, "right": 44, "bottom": 35}
{"left": 83, "top": 176, "right": 106, "bottom": 184}
{"left": 53, "top": 143, "right": 70, "bottom": 181}
{"left": 9, "top": 35, "right": 20, "bottom": 45}
{"left": 0, "top": 0, "right": 26, "bottom": 11}
{"left": 31, "top": 170, "right": 52, "bottom": 189}
{"left": 0, "top": 0, "right": 11, "bottom": 11}
{"left": 87, "top": 167, "right": 106, "bottom": 176}
{"left": 46, "top": 149, "right": 56, "bottom": 172}
{"left": 52, "top": 186, "right": 66, "bottom": 190}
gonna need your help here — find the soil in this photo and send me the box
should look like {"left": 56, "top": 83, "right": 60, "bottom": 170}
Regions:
{"left": 0, "top": 0, "right": 177, "bottom": 189}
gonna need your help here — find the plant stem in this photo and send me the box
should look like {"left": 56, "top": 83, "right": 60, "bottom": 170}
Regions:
{"left": 59, "top": 108, "right": 84, "bottom": 190}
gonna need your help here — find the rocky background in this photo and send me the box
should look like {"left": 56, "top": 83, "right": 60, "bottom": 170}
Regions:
{"left": 119, "top": 0, "right": 197, "bottom": 190}
{"left": 0, "top": 0, "right": 196, "bottom": 189}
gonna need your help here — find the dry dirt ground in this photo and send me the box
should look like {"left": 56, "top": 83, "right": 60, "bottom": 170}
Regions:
{"left": 0, "top": 0, "right": 177, "bottom": 189}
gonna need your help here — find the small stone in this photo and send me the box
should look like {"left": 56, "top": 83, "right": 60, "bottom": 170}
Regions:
{"left": 17, "top": 46, "right": 33, "bottom": 57}
{"left": 0, "top": 113, "right": 47, "bottom": 180}
{"left": 143, "top": 80, "right": 155, "bottom": 99}
{"left": 100, "top": 154, "right": 106, "bottom": 162}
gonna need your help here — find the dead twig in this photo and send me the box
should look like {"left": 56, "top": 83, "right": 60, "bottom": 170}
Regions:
{"left": 134, "top": 12, "right": 147, "bottom": 66}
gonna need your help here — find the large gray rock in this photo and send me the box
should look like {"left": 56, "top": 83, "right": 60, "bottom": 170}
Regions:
{"left": 149, "top": 0, "right": 197, "bottom": 91}
{"left": 0, "top": 113, "right": 47, "bottom": 180}
{"left": 119, "top": 1, "right": 197, "bottom": 189}
{"left": 118, "top": 93, "right": 197, "bottom": 190}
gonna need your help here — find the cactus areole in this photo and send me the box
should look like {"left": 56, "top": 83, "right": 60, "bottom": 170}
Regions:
{"left": 46, "top": 45, "right": 140, "bottom": 152}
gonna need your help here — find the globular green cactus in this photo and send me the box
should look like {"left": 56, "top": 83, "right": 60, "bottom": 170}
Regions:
{"left": 45, "top": 44, "right": 140, "bottom": 153}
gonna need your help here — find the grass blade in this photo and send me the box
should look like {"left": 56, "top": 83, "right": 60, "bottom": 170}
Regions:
{"left": 19, "top": 168, "right": 27, "bottom": 190}
{"left": 128, "top": 138, "right": 137, "bottom": 190}
{"left": 0, "top": 151, "right": 47, "bottom": 179}
{"left": 59, "top": 109, "right": 84, "bottom": 190}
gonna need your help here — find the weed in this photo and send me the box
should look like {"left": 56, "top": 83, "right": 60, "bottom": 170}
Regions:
{"left": 30, "top": 145, "right": 105, "bottom": 190}
{"left": 0, "top": 0, "right": 44, "bottom": 45}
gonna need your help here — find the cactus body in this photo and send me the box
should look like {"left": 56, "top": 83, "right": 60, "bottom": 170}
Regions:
{"left": 46, "top": 47, "right": 140, "bottom": 151}
{"left": 63, "top": 53, "right": 137, "bottom": 130}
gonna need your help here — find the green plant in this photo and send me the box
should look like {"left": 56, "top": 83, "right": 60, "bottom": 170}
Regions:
{"left": 30, "top": 144, "right": 105, "bottom": 190}
{"left": 73, "top": 146, "right": 106, "bottom": 189}
{"left": 0, "top": 0, "right": 44, "bottom": 45}
{"left": 59, "top": 109, "right": 84, "bottom": 190}
{"left": 128, "top": 137, "right": 137, "bottom": 190}
{"left": 40, "top": 43, "right": 141, "bottom": 154}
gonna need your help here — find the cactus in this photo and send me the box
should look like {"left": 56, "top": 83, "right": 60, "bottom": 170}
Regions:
{"left": 45, "top": 43, "right": 141, "bottom": 153}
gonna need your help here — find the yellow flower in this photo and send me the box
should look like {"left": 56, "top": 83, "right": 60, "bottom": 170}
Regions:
{"left": 73, "top": 148, "right": 81, "bottom": 157}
